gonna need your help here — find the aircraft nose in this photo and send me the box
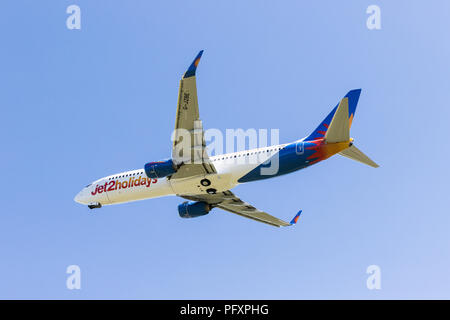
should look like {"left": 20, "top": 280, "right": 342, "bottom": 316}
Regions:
{"left": 74, "top": 189, "right": 88, "bottom": 204}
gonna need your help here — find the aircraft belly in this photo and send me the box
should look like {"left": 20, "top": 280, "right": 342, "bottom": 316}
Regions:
{"left": 169, "top": 173, "right": 236, "bottom": 195}
{"left": 215, "top": 160, "right": 264, "bottom": 185}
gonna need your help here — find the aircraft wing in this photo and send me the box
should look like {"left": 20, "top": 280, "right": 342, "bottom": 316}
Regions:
{"left": 181, "top": 190, "right": 293, "bottom": 227}
{"left": 170, "top": 51, "right": 216, "bottom": 180}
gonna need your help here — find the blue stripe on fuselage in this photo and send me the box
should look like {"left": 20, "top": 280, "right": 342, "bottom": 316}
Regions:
{"left": 237, "top": 141, "right": 319, "bottom": 183}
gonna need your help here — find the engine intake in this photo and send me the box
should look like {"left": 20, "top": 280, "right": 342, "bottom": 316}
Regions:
{"left": 144, "top": 159, "right": 176, "bottom": 179}
{"left": 178, "top": 201, "right": 211, "bottom": 218}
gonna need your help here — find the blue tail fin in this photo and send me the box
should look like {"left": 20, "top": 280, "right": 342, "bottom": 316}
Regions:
{"left": 304, "top": 89, "right": 361, "bottom": 141}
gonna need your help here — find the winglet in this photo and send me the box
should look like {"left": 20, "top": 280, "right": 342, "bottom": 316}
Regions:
{"left": 183, "top": 50, "right": 204, "bottom": 78}
{"left": 290, "top": 210, "right": 302, "bottom": 225}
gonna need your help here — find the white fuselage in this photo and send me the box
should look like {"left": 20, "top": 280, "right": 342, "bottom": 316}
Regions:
{"left": 74, "top": 143, "right": 288, "bottom": 206}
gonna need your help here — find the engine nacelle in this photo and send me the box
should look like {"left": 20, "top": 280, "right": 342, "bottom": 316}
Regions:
{"left": 144, "top": 159, "right": 176, "bottom": 179}
{"left": 178, "top": 201, "right": 211, "bottom": 218}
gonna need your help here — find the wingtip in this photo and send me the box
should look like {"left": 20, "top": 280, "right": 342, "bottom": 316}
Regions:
{"left": 289, "top": 210, "right": 302, "bottom": 225}
{"left": 183, "top": 50, "right": 204, "bottom": 78}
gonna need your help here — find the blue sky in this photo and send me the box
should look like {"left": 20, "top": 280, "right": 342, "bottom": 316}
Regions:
{"left": 1, "top": 0, "right": 450, "bottom": 299}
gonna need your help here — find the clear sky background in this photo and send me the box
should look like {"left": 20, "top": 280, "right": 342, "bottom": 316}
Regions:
{"left": 1, "top": 0, "right": 449, "bottom": 299}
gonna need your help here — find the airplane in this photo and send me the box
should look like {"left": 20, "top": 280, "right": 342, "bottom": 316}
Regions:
{"left": 74, "top": 50, "right": 379, "bottom": 228}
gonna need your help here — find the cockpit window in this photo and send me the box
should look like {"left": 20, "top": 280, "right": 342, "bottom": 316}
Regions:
{"left": 85, "top": 184, "right": 92, "bottom": 187}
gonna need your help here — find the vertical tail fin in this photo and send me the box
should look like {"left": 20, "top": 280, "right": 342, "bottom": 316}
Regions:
{"left": 304, "top": 89, "right": 361, "bottom": 141}
{"left": 324, "top": 96, "right": 350, "bottom": 143}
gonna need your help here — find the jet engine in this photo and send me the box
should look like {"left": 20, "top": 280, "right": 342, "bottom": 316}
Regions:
{"left": 178, "top": 201, "right": 212, "bottom": 218}
{"left": 144, "top": 159, "right": 177, "bottom": 179}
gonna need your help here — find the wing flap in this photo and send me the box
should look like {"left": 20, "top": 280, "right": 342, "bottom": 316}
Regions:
{"left": 181, "top": 191, "right": 291, "bottom": 227}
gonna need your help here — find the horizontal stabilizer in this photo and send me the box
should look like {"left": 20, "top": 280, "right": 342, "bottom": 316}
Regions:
{"left": 339, "top": 145, "right": 379, "bottom": 168}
